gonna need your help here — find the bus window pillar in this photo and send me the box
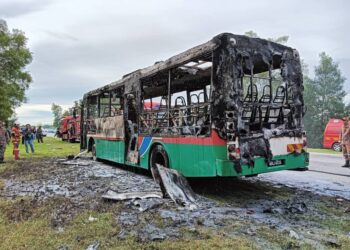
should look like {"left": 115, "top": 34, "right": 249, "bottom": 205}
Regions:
{"left": 167, "top": 70, "right": 171, "bottom": 128}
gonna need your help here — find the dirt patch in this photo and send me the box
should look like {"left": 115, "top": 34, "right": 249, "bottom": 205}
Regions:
{"left": 0, "top": 198, "right": 40, "bottom": 222}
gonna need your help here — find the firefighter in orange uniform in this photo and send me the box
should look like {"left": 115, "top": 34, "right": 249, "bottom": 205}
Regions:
{"left": 341, "top": 117, "right": 350, "bottom": 168}
{"left": 11, "top": 123, "right": 21, "bottom": 160}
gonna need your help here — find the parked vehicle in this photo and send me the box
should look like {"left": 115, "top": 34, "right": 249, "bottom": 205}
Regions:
{"left": 59, "top": 115, "right": 81, "bottom": 142}
{"left": 42, "top": 129, "right": 48, "bottom": 137}
{"left": 323, "top": 118, "right": 343, "bottom": 151}
{"left": 45, "top": 128, "right": 56, "bottom": 137}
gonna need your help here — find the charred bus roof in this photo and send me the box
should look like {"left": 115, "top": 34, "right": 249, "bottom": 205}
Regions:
{"left": 83, "top": 33, "right": 296, "bottom": 98}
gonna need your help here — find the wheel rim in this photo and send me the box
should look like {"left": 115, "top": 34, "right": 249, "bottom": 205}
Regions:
{"left": 333, "top": 143, "right": 341, "bottom": 151}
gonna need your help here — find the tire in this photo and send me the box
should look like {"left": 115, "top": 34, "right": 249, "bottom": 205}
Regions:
{"left": 332, "top": 142, "right": 342, "bottom": 152}
{"left": 150, "top": 145, "right": 169, "bottom": 169}
{"left": 149, "top": 145, "right": 169, "bottom": 196}
{"left": 92, "top": 143, "right": 97, "bottom": 161}
{"left": 245, "top": 174, "right": 258, "bottom": 178}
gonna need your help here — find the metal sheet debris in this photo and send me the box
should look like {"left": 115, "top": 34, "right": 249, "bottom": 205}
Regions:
{"left": 74, "top": 149, "right": 89, "bottom": 160}
{"left": 61, "top": 160, "right": 91, "bottom": 166}
{"left": 152, "top": 164, "right": 197, "bottom": 209}
{"left": 102, "top": 190, "right": 163, "bottom": 201}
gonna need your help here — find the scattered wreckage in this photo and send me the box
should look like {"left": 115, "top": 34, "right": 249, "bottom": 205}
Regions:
{"left": 103, "top": 164, "right": 197, "bottom": 210}
{"left": 70, "top": 152, "right": 197, "bottom": 209}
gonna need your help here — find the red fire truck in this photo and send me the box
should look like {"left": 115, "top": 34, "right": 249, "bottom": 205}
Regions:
{"left": 58, "top": 115, "right": 81, "bottom": 142}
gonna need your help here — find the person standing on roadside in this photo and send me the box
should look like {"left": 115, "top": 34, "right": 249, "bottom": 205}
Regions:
{"left": 0, "top": 120, "right": 10, "bottom": 163}
{"left": 341, "top": 117, "right": 350, "bottom": 168}
{"left": 36, "top": 126, "right": 44, "bottom": 143}
{"left": 24, "top": 124, "right": 35, "bottom": 154}
{"left": 11, "top": 123, "right": 21, "bottom": 159}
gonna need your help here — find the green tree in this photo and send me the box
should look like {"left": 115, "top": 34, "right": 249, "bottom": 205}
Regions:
{"left": 244, "top": 30, "right": 289, "bottom": 45}
{"left": 0, "top": 19, "right": 32, "bottom": 121}
{"left": 304, "top": 52, "right": 346, "bottom": 147}
{"left": 243, "top": 31, "right": 288, "bottom": 94}
{"left": 51, "top": 103, "right": 63, "bottom": 127}
{"left": 67, "top": 100, "right": 81, "bottom": 116}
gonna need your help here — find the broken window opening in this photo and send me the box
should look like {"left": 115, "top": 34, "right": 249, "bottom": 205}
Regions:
{"left": 240, "top": 60, "right": 295, "bottom": 133}
{"left": 85, "top": 95, "right": 98, "bottom": 133}
{"left": 140, "top": 56, "right": 212, "bottom": 137}
{"left": 99, "top": 92, "right": 110, "bottom": 118}
{"left": 111, "top": 87, "right": 124, "bottom": 116}
{"left": 87, "top": 95, "right": 98, "bottom": 119}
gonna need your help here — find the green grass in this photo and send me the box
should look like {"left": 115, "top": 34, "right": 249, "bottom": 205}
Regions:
{"left": 0, "top": 197, "right": 255, "bottom": 250}
{"left": 307, "top": 148, "right": 342, "bottom": 154}
{"left": 3, "top": 137, "right": 80, "bottom": 160}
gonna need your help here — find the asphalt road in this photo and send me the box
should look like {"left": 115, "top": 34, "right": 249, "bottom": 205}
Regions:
{"left": 259, "top": 152, "right": 350, "bottom": 199}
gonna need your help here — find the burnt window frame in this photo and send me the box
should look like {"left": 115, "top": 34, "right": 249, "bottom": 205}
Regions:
{"left": 110, "top": 85, "right": 125, "bottom": 116}
{"left": 98, "top": 91, "right": 111, "bottom": 118}
{"left": 139, "top": 53, "right": 213, "bottom": 136}
{"left": 86, "top": 95, "right": 99, "bottom": 119}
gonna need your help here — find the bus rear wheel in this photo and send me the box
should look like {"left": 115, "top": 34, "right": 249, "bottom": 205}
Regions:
{"left": 150, "top": 145, "right": 169, "bottom": 169}
{"left": 150, "top": 145, "right": 169, "bottom": 196}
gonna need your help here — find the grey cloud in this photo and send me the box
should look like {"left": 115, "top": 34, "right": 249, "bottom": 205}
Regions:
{"left": 44, "top": 30, "right": 79, "bottom": 42}
{"left": 0, "top": 0, "right": 52, "bottom": 18}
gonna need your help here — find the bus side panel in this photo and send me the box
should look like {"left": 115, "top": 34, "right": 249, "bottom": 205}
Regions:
{"left": 138, "top": 133, "right": 308, "bottom": 177}
{"left": 138, "top": 131, "right": 227, "bottom": 177}
{"left": 95, "top": 139, "right": 125, "bottom": 164}
{"left": 176, "top": 143, "right": 223, "bottom": 177}
{"left": 138, "top": 136, "right": 222, "bottom": 176}
{"left": 149, "top": 142, "right": 224, "bottom": 177}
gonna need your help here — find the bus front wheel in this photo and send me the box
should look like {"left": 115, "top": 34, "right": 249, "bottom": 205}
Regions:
{"left": 150, "top": 145, "right": 169, "bottom": 170}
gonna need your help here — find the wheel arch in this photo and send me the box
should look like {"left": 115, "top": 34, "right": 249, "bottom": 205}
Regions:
{"left": 148, "top": 142, "right": 170, "bottom": 170}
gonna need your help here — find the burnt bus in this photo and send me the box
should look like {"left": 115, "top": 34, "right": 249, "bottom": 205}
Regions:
{"left": 80, "top": 33, "right": 309, "bottom": 177}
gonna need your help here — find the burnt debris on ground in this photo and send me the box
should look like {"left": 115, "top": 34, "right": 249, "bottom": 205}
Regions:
{"left": 0, "top": 158, "right": 349, "bottom": 248}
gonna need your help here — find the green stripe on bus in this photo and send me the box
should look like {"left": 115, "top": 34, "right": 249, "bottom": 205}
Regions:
{"left": 94, "top": 139, "right": 308, "bottom": 177}
{"left": 95, "top": 139, "right": 125, "bottom": 163}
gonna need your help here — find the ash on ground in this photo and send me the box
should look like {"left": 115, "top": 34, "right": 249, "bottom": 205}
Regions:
{"left": 0, "top": 158, "right": 349, "bottom": 249}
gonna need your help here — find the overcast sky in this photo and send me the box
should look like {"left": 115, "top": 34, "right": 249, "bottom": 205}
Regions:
{"left": 1, "top": 0, "right": 349, "bottom": 125}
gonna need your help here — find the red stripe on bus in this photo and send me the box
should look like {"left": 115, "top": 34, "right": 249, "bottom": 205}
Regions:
{"left": 138, "top": 130, "right": 226, "bottom": 146}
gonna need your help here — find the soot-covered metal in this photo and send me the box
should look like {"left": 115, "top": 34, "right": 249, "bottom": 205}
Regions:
{"left": 211, "top": 33, "right": 305, "bottom": 165}
{"left": 81, "top": 33, "right": 305, "bottom": 167}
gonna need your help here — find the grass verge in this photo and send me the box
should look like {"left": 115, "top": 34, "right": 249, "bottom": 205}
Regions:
{"left": 3, "top": 137, "right": 80, "bottom": 160}
{"left": 307, "top": 148, "right": 341, "bottom": 154}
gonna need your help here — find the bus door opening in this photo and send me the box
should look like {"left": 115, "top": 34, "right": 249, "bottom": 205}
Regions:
{"left": 125, "top": 92, "right": 139, "bottom": 164}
